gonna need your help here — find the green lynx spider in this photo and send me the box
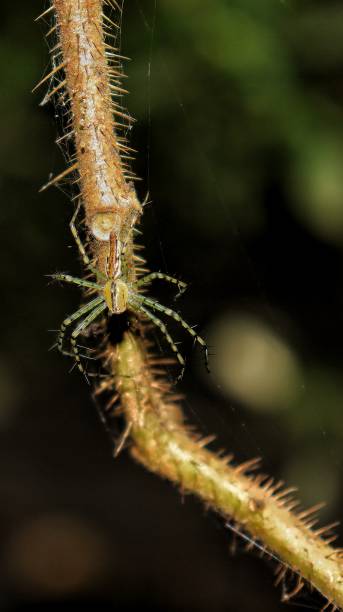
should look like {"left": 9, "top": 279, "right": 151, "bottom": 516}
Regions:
{"left": 51, "top": 206, "right": 209, "bottom": 379}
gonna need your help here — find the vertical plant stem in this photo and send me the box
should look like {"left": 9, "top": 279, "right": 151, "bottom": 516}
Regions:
{"left": 54, "top": 0, "right": 141, "bottom": 248}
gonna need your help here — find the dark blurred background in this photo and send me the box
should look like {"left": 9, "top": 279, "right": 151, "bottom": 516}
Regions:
{"left": 1, "top": 0, "right": 343, "bottom": 610}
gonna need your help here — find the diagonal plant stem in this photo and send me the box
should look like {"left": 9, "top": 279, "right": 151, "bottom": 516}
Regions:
{"left": 41, "top": 0, "right": 343, "bottom": 608}
{"left": 109, "top": 333, "right": 343, "bottom": 609}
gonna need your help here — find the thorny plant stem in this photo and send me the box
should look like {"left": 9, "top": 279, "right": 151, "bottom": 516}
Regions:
{"left": 46, "top": 0, "right": 343, "bottom": 608}
{"left": 54, "top": 0, "right": 141, "bottom": 248}
{"left": 112, "top": 334, "right": 343, "bottom": 609}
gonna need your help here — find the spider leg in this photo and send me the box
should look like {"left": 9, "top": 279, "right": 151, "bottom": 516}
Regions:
{"left": 50, "top": 273, "right": 101, "bottom": 290}
{"left": 57, "top": 296, "right": 104, "bottom": 356}
{"left": 69, "top": 301, "right": 107, "bottom": 378}
{"left": 141, "top": 296, "right": 210, "bottom": 373}
{"left": 70, "top": 201, "right": 106, "bottom": 280}
{"left": 137, "top": 272, "right": 187, "bottom": 297}
{"left": 136, "top": 303, "right": 185, "bottom": 371}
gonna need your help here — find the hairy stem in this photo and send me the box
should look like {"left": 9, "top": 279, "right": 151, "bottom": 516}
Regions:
{"left": 109, "top": 333, "right": 343, "bottom": 608}
{"left": 41, "top": 0, "right": 343, "bottom": 608}
{"left": 54, "top": 0, "right": 140, "bottom": 246}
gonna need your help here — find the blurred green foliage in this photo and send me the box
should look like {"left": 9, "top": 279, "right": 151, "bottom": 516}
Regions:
{"left": 1, "top": 1, "right": 343, "bottom": 610}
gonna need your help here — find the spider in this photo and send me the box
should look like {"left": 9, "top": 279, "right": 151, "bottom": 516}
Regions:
{"left": 51, "top": 205, "right": 209, "bottom": 380}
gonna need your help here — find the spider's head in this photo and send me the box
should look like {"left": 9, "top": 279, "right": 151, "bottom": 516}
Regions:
{"left": 103, "top": 279, "right": 128, "bottom": 314}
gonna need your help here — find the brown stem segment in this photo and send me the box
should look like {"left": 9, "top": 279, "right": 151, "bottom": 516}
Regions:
{"left": 111, "top": 333, "right": 343, "bottom": 609}
{"left": 54, "top": 0, "right": 141, "bottom": 248}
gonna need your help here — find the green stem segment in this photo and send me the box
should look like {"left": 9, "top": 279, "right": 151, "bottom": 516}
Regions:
{"left": 113, "top": 332, "right": 343, "bottom": 609}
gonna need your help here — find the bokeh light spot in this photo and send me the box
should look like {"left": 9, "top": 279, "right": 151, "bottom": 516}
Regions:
{"left": 208, "top": 313, "right": 301, "bottom": 412}
{"left": 5, "top": 514, "right": 109, "bottom": 597}
{"left": 292, "top": 139, "right": 343, "bottom": 243}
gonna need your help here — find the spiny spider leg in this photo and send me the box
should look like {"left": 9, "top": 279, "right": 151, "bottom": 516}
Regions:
{"left": 140, "top": 296, "right": 210, "bottom": 372}
{"left": 137, "top": 272, "right": 187, "bottom": 297}
{"left": 57, "top": 296, "right": 104, "bottom": 356}
{"left": 70, "top": 201, "right": 106, "bottom": 280}
{"left": 70, "top": 201, "right": 90, "bottom": 265}
{"left": 58, "top": 348, "right": 98, "bottom": 360}
{"left": 50, "top": 273, "right": 101, "bottom": 290}
{"left": 69, "top": 301, "right": 107, "bottom": 378}
{"left": 137, "top": 304, "right": 185, "bottom": 370}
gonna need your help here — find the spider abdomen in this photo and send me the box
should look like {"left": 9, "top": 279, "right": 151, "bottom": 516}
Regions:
{"left": 103, "top": 279, "right": 128, "bottom": 314}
